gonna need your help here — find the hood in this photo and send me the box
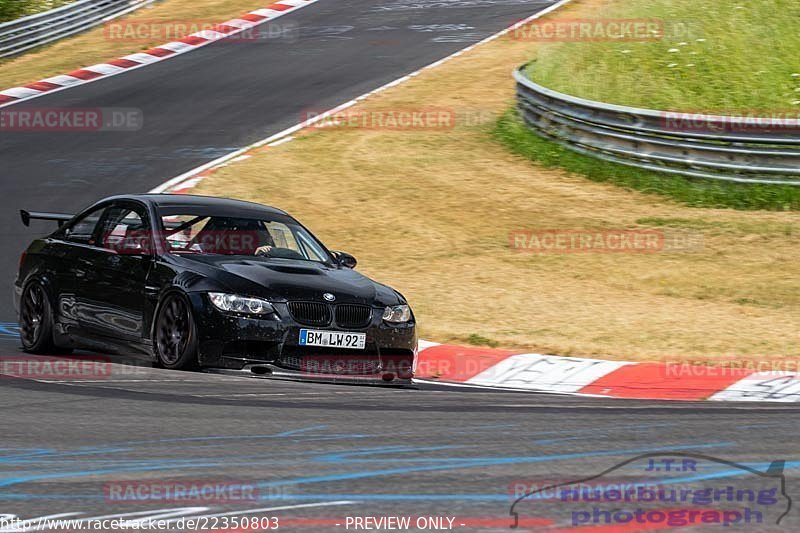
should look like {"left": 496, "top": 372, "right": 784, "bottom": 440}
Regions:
{"left": 176, "top": 255, "right": 401, "bottom": 305}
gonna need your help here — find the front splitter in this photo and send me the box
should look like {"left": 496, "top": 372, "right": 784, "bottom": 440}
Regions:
{"left": 204, "top": 363, "right": 414, "bottom": 387}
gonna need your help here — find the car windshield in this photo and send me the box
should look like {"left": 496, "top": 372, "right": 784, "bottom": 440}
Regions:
{"left": 159, "top": 213, "right": 330, "bottom": 263}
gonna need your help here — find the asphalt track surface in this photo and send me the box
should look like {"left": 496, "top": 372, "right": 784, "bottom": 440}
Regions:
{"left": 2, "top": 0, "right": 800, "bottom": 529}
{"left": 1, "top": 334, "right": 799, "bottom": 531}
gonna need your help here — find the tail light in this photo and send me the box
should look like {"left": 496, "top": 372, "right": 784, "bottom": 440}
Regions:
{"left": 19, "top": 251, "right": 26, "bottom": 271}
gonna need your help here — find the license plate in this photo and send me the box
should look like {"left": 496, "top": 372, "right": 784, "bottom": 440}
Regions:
{"left": 299, "top": 329, "right": 366, "bottom": 350}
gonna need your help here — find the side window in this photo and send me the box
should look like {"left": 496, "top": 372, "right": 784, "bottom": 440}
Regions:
{"left": 63, "top": 206, "right": 106, "bottom": 245}
{"left": 100, "top": 206, "right": 151, "bottom": 254}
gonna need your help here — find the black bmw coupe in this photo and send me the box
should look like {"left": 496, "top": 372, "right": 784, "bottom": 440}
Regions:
{"left": 14, "top": 194, "right": 416, "bottom": 383}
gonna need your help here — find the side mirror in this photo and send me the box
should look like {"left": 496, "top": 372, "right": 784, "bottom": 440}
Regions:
{"left": 334, "top": 251, "right": 357, "bottom": 269}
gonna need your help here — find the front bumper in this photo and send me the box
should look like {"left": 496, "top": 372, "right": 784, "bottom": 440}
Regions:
{"left": 189, "top": 294, "right": 417, "bottom": 381}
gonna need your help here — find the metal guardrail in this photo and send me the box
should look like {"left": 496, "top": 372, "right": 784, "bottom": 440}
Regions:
{"left": 0, "top": 0, "right": 154, "bottom": 59}
{"left": 515, "top": 64, "right": 800, "bottom": 186}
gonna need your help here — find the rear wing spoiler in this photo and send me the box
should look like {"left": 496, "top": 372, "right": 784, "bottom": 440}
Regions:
{"left": 20, "top": 210, "right": 73, "bottom": 227}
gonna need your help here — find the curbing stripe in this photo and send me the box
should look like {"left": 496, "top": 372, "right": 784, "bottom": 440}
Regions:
{"left": 142, "top": 47, "right": 176, "bottom": 58}
{"left": 467, "top": 353, "right": 630, "bottom": 394}
{"left": 414, "top": 344, "right": 799, "bottom": 402}
{"left": 189, "top": 30, "right": 227, "bottom": 40}
{"left": 710, "top": 372, "right": 800, "bottom": 403}
{"left": 121, "top": 52, "right": 161, "bottom": 64}
{"left": 0, "top": 86, "right": 43, "bottom": 98}
{"left": 178, "top": 35, "right": 208, "bottom": 46}
{"left": 82, "top": 63, "right": 124, "bottom": 75}
{"left": 158, "top": 41, "right": 195, "bottom": 53}
{"left": 240, "top": 13, "right": 268, "bottom": 22}
{"left": 24, "top": 81, "right": 61, "bottom": 91}
{"left": 222, "top": 19, "right": 257, "bottom": 29}
{"left": 106, "top": 59, "right": 140, "bottom": 69}
{"left": 415, "top": 345, "right": 517, "bottom": 383}
{"left": 577, "top": 363, "right": 753, "bottom": 401}
{"left": 211, "top": 24, "right": 239, "bottom": 34}
{"left": 41, "top": 74, "right": 84, "bottom": 84}
{"left": 66, "top": 69, "right": 104, "bottom": 80}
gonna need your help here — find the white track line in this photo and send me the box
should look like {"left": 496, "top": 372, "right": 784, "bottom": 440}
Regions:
{"left": 149, "top": 0, "right": 574, "bottom": 193}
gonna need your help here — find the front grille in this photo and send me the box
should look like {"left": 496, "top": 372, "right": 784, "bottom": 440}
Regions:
{"left": 287, "top": 301, "right": 331, "bottom": 326}
{"left": 335, "top": 304, "right": 372, "bottom": 329}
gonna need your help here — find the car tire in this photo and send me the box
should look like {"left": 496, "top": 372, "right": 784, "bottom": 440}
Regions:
{"left": 19, "top": 281, "right": 57, "bottom": 354}
{"left": 154, "top": 292, "right": 198, "bottom": 370}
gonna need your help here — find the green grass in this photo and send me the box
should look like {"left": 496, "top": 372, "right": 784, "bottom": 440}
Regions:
{"left": 528, "top": 0, "right": 800, "bottom": 111}
{"left": 0, "top": 1, "right": 75, "bottom": 23}
{"left": 493, "top": 110, "right": 800, "bottom": 210}
{"left": 464, "top": 334, "right": 500, "bottom": 348}
{"left": 635, "top": 217, "right": 797, "bottom": 235}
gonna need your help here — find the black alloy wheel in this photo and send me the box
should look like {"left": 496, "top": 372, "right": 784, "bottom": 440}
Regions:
{"left": 20, "top": 282, "right": 55, "bottom": 353}
{"left": 155, "top": 293, "right": 198, "bottom": 369}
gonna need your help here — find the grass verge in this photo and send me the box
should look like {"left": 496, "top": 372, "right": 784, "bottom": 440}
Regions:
{"left": 494, "top": 110, "right": 800, "bottom": 211}
{"left": 0, "top": 0, "right": 280, "bottom": 89}
{"left": 191, "top": 0, "right": 800, "bottom": 362}
{"left": 529, "top": 0, "right": 800, "bottom": 110}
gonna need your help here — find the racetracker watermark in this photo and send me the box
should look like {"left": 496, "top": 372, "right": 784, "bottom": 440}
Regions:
{"left": 414, "top": 353, "right": 501, "bottom": 379}
{"left": 509, "top": 229, "right": 704, "bottom": 254}
{"left": 103, "top": 480, "right": 293, "bottom": 504}
{"left": 511, "top": 18, "right": 663, "bottom": 42}
{"left": 662, "top": 110, "right": 800, "bottom": 135}
{"left": 664, "top": 359, "right": 800, "bottom": 379}
{"left": 0, "top": 356, "right": 112, "bottom": 380}
{"left": 102, "top": 230, "right": 264, "bottom": 255}
{"left": 103, "top": 20, "right": 298, "bottom": 43}
{"left": 511, "top": 18, "right": 703, "bottom": 42}
{"left": 304, "top": 108, "right": 456, "bottom": 130}
{"left": 0, "top": 108, "right": 142, "bottom": 132}
{"left": 289, "top": 354, "right": 414, "bottom": 380}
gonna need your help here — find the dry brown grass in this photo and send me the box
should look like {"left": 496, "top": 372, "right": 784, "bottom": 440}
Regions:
{"left": 194, "top": 0, "right": 800, "bottom": 363}
{"left": 0, "top": 0, "right": 273, "bottom": 89}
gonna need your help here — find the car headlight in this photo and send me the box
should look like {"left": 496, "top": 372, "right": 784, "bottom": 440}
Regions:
{"left": 382, "top": 304, "right": 412, "bottom": 323}
{"left": 208, "top": 293, "right": 274, "bottom": 315}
